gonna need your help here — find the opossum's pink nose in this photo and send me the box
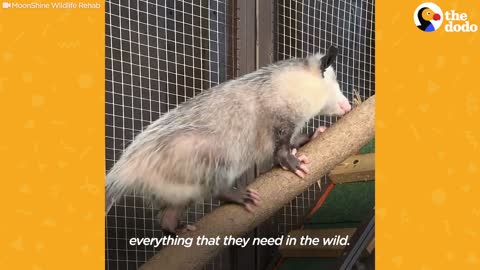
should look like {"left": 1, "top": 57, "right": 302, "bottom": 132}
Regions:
{"left": 338, "top": 100, "right": 352, "bottom": 115}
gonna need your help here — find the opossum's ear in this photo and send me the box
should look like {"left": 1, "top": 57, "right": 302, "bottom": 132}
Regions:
{"left": 319, "top": 46, "right": 338, "bottom": 77}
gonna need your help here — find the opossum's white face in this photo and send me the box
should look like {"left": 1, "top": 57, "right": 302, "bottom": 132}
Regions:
{"left": 316, "top": 46, "right": 352, "bottom": 116}
{"left": 320, "top": 68, "right": 352, "bottom": 116}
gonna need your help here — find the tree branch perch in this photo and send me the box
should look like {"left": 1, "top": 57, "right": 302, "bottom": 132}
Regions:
{"left": 139, "top": 95, "right": 375, "bottom": 270}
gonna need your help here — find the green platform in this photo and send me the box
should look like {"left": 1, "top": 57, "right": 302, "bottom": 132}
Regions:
{"left": 276, "top": 139, "right": 375, "bottom": 270}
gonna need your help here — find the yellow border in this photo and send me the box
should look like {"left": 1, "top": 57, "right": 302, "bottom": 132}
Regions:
{"left": 1, "top": 0, "right": 479, "bottom": 269}
{"left": 377, "top": 1, "right": 479, "bottom": 269}
{"left": 0, "top": 2, "right": 104, "bottom": 269}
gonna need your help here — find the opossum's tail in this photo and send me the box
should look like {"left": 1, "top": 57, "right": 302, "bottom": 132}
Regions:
{"left": 105, "top": 173, "right": 128, "bottom": 214}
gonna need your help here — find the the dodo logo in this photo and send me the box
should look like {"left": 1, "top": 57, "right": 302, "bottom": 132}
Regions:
{"left": 414, "top": 3, "right": 443, "bottom": 32}
{"left": 414, "top": 2, "right": 478, "bottom": 33}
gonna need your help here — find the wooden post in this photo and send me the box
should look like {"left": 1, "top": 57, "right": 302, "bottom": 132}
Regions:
{"left": 139, "top": 96, "right": 375, "bottom": 270}
{"left": 329, "top": 153, "right": 375, "bottom": 184}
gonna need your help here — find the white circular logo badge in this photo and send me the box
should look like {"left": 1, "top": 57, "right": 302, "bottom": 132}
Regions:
{"left": 414, "top": 3, "right": 443, "bottom": 32}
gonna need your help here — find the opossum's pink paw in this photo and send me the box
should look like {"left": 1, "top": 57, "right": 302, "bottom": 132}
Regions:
{"left": 297, "top": 154, "right": 310, "bottom": 164}
{"left": 278, "top": 148, "right": 311, "bottom": 179}
{"left": 312, "top": 126, "right": 327, "bottom": 139}
{"left": 294, "top": 166, "right": 310, "bottom": 179}
{"left": 175, "top": 224, "right": 197, "bottom": 234}
{"left": 291, "top": 150, "right": 310, "bottom": 164}
{"left": 247, "top": 188, "right": 261, "bottom": 201}
{"left": 159, "top": 208, "right": 193, "bottom": 235}
{"left": 244, "top": 203, "right": 255, "bottom": 213}
{"left": 159, "top": 215, "right": 179, "bottom": 234}
{"left": 218, "top": 188, "right": 260, "bottom": 212}
{"left": 246, "top": 188, "right": 261, "bottom": 205}
{"left": 294, "top": 169, "right": 305, "bottom": 178}
{"left": 293, "top": 155, "right": 310, "bottom": 179}
{"left": 240, "top": 189, "right": 261, "bottom": 213}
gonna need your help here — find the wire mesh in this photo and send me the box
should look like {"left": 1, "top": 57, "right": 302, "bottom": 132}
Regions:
{"left": 274, "top": 0, "right": 375, "bottom": 235}
{"left": 105, "top": 0, "right": 236, "bottom": 269}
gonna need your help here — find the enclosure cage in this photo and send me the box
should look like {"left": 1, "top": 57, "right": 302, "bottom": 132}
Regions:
{"left": 105, "top": 0, "right": 375, "bottom": 269}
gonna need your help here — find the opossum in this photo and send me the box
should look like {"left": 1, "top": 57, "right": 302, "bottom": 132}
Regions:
{"left": 106, "top": 46, "right": 351, "bottom": 233}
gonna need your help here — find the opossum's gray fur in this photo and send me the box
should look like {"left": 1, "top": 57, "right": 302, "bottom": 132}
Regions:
{"left": 106, "top": 48, "right": 348, "bottom": 213}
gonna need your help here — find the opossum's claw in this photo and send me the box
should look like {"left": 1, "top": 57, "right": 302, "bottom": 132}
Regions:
{"left": 247, "top": 188, "right": 261, "bottom": 202}
{"left": 299, "top": 164, "right": 310, "bottom": 174}
{"left": 218, "top": 188, "right": 260, "bottom": 212}
{"left": 295, "top": 161, "right": 310, "bottom": 178}
{"left": 287, "top": 151, "right": 310, "bottom": 179}
{"left": 312, "top": 126, "right": 327, "bottom": 139}
{"left": 243, "top": 190, "right": 260, "bottom": 212}
{"left": 158, "top": 208, "right": 194, "bottom": 235}
{"left": 297, "top": 154, "right": 310, "bottom": 164}
{"left": 244, "top": 203, "right": 255, "bottom": 213}
{"left": 159, "top": 209, "right": 178, "bottom": 233}
{"left": 291, "top": 150, "right": 310, "bottom": 164}
{"left": 277, "top": 147, "right": 310, "bottom": 179}
{"left": 294, "top": 169, "right": 306, "bottom": 179}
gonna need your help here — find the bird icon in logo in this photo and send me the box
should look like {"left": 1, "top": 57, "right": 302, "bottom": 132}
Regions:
{"left": 416, "top": 7, "right": 442, "bottom": 32}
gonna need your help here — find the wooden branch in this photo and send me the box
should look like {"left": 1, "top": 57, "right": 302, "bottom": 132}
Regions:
{"left": 329, "top": 153, "right": 375, "bottom": 184}
{"left": 139, "top": 95, "right": 375, "bottom": 270}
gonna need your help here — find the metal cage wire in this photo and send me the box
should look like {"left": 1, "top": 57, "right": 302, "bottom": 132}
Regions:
{"left": 274, "top": 0, "right": 375, "bottom": 236}
{"left": 105, "top": 0, "right": 236, "bottom": 269}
